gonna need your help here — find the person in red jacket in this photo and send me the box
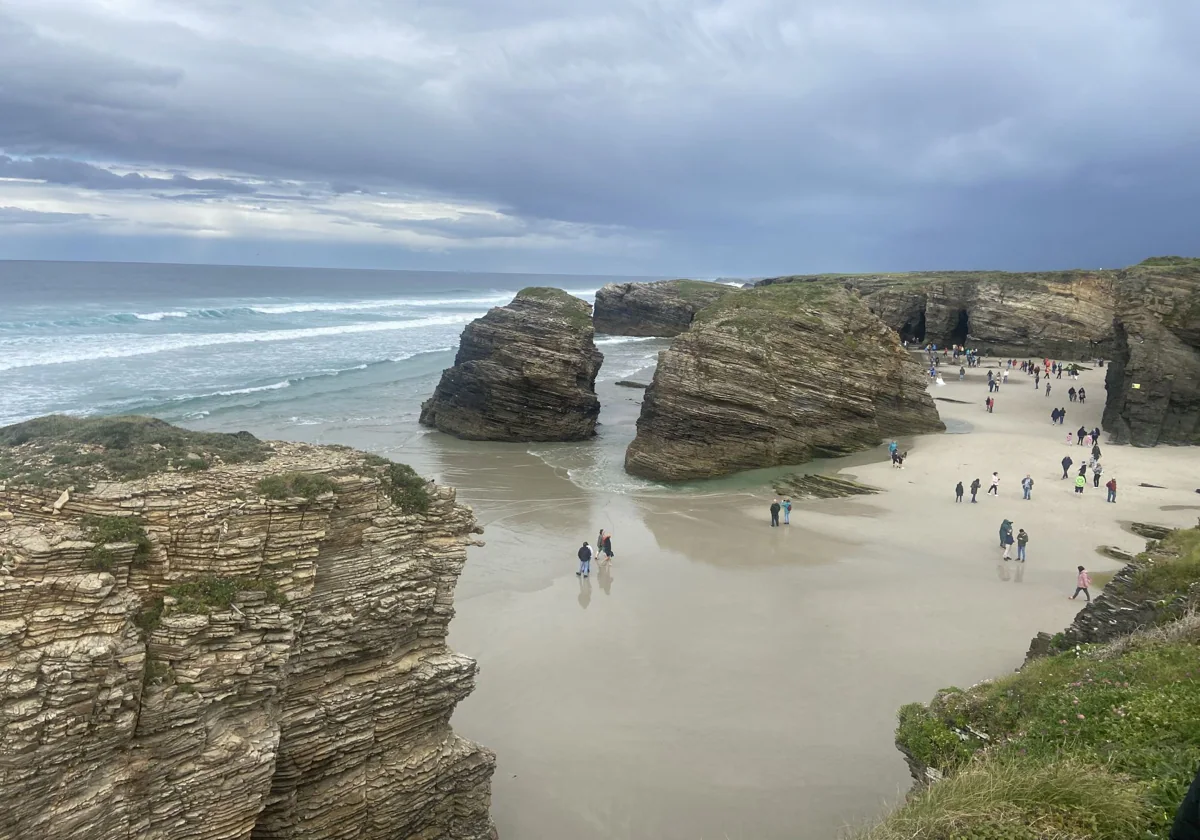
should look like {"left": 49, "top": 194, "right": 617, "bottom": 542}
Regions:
{"left": 1106, "top": 476, "right": 1117, "bottom": 503}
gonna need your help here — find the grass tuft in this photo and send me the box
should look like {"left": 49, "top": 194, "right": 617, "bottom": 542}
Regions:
{"left": 256, "top": 471, "right": 337, "bottom": 501}
{"left": 83, "top": 514, "right": 152, "bottom": 568}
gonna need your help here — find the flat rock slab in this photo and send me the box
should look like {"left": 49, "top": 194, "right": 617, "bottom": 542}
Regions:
{"left": 773, "top": 473, "right": 882, "bottom": 500}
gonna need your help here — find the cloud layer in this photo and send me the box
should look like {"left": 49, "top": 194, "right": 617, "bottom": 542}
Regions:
{"left": 1, "top": 0, "right": 1198, "bottom": 273}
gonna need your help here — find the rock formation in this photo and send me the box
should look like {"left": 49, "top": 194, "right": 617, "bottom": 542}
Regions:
{"left": 420, "top": 288, "right": 603, "bottom": 441}
{"left": 0, "top": 416, "right": 496, "bottom": 840}
{"left": 624, "top": 284, "right": 945, "bottom": 481}
{"left": 756, "top": 270, "right": 1117, "bottom": 359}
{"left": 1102, "top": 258, "right": 1200, "bottom": 446}
{"left": 592, "top": 279, "right": 735, "bottom": 336}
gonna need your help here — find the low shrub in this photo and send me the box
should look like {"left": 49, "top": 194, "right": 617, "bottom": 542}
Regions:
{"left": 363, "top": 455, "right": 431, "bottom": 514}
{"left": 256, "top": 472, "right": 337, "bottom": 501}
{"left": 83, "top": 514, "right": 152, "bottom": 568}
{"left": 165, "top": 576, "right": 286, "bottom": 614}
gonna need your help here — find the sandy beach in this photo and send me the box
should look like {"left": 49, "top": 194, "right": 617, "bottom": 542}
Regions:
{"left": 431, "top": 361, "right": 1200, "bottom": 839}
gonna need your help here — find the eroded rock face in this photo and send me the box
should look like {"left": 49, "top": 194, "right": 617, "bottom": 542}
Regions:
{"left": 1102, "top": 259, "right": 1200, "bottom": 446}
{"left": 593, "top": 279, "right": 735, "bottom": 337}
{"left": 420, "top": 288, "right": 603, "bottom": 441}
{"left": 0, "top": 422, "right": 496, "bottom": 840}
{"left": 624, "top": 284, "right": 945, "bottom": 481}
{"left": 758, "top": 270, "right": 1117, "bottom": 358}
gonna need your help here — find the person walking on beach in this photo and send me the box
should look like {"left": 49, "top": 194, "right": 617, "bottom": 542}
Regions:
{"left": 970, "top": 477, "right": 981, "bottom": 503}
{"left": 1002, "top": 527, "right": 1014, "bottom": 560}
{"left": 1106, "top": 477, "right": 1117, "bottom": 503}
{"left": 1093, "top": 460, "right": 1104, "bottom": 488}
{"left": 1092, "top": 442, "right": 1102, "bottom": 460}
{"left": 1077, "top": 425, "right": 1087, "bottom": 445}
{"left": 1061, "top": 455, "right": 1073, "bottom": 478}
{"left": 1066, "top": 431, "right": 1073, "bottom": 446}
{"left": 1046, "top": 382, "right": 1051, "bottom": 396}
{"left": 577, "top": 542, "right": 593, "bottom": 577}
{"left": 770, "top": 498, "right": 781, "bottom": 527}
{"left": 1083, "top": 433, "right": 1093, "bottom": 449}
{"left": 988, "top": 472, "right": 1000, "bottom": 496}
{"left": 597, "top": 529, "right": 614, "bottom": 561}
{"left": 782, "top": 498, "right": 792, "bottom": 525}
{"left": 1068, "top": 386, "right": 1077, "bottom": 402}
{"left": 955, "top": 481, "right": 964, "bottom": 502}
{"left": 1016, "top": 528, "right": 1029, "bottom": 562}
{"left": 1022, "top": 474, "right": 1034, "bottom": 500}
{"left": 1074, "top": 473, "right": 1086, "bottom": 494}
{"left": 1078, "top": 387, "right": 1086, "bottom": 404}
{"left": 1071, "top": 566, "right": 1091, "bottom": 601}
{"left": 999, "top": 518, "right": 1013, "bottom": 549}
{"left": 1058, "top": 407, "right": 1066, "bottom": 425}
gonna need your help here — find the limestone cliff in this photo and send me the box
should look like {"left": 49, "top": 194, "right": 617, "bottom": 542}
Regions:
{"left": 592, "top": 279, "right": 735, "bottom": 336}
{"left": 757, "top": 269, "right": 1117, "bottom": 359}
{"left": 0, "top": 416, "right": 496, "bottom": 840}
{"left": 1102, "top": 258, "right": 1200, "bottom": 446}
{"left": 420, "top": 288, "right": 603, "bottom": 441}
{"left": 624, "top": 284, "right": 945, "bottom": 481}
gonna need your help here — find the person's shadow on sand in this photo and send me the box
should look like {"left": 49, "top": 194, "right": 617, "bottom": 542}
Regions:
{"left": 578, "top": 576, "right": 592, "bottom": 609}
{"left": 997, "top": 560, "right": 1011, "bottom": 581}
{"left": 597, "top": 561, "right": 612, "bottom": 596}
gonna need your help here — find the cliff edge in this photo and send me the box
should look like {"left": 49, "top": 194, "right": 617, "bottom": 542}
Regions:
{"left": 624, "top": 283, "right": 944, "bottom": 481}
{"left": 420, "top": 288, "right": 603, "bottom": 441}
{"left": 0, "top": 416, "right": 496, "bottom": 840}
{"left": 1103, "top": 257, "right": 1200, "bottom": 446}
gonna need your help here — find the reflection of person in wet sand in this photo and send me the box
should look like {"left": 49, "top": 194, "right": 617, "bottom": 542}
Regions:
{"left": 597, "top": 560, "right": 612, "bottom": 596}
{"left": 577, "top": 575, "right": 592, "bottom": 609}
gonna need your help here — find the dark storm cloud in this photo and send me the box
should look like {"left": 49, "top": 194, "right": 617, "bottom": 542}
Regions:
{"left": 1, "top": 0, "right": 1199, "bottom": 271}
{"left": 0, "top": 155, "right": 256, "bottom": 193}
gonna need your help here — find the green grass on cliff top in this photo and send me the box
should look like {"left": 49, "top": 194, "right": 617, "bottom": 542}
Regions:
{"left": 0, "top": 415, "right": 271, "bottom": 489}
{"left": 862, "top": 527, "right": 1200, "bottom": 840}
{"left": 662, "top": 278, "right": 737, "bottom": 305}
{"left": 692, "top": 282, "right": 846, "bottom": 336}
{"left": 515, "top": 286, "right": 593, "bottom": 328}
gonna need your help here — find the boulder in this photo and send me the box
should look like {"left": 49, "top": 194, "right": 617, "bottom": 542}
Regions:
{"left": 420, "top": 288, "right": 603, "bottom": 441}
{"left": 593, "top": 279, "right": 735, "bottom": 336}
{"left": 624, "top": 283, "right": 945, "bottom": 481}
{"left": 1102, "top": 258, "right": 1200, "bottom": 446}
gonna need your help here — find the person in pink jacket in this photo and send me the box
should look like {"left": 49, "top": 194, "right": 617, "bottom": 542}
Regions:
{"left": 1071, "top": 566, "right": 1091, "bottom": 602}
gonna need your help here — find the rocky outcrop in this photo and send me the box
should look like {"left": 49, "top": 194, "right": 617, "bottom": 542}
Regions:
{"left": 624, "top": 284, "right": 945, "bottom": 481}
{"left": 771, "top": 473, "right": 881, "bottom": 500}
{"left": 757, "top": 269, "right": 1117, "bottom": 359}
{"left": 0, "top": 417, "right": 495, "bottom": 840}
{"left": 593, "top": 279, "right": 735, "bottom": 336}
{"left": 420, "top": 288, "right": 603, "bottom": 441}
{"left": 1102, "top": 258, "right": 1200, "bottom": 446}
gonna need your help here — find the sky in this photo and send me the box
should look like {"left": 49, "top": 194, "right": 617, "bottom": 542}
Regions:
{"left": 1, "top": 0, "right": 1198, "bottom": 276}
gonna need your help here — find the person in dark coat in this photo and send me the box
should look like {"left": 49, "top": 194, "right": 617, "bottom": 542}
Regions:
{"left": 970, "top": 477, "right": 981, "bottom": 503}
{"left": 769, "top": 499, "right": 781, "bottom": 527}
{"left": 1061, "top": 455, "right": 1073, "bottom": 479}
{"left": 955, "top": 481, "right": 964, "bottom": 503}
{"left": 1077, "top": 425, "right": 1087, "bottom": 445}
{"left": 1172, "top": 762, "right": 1200, "bottom": 840}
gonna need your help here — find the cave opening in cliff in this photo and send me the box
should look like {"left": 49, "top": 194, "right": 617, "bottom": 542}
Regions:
{"left": 951, "top": 309, "right": 969, "bottom": 345}
{"left": 902, "top": 310, "right": 927, "bottom": 342}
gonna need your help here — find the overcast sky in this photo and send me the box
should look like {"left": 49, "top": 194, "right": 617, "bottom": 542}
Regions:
{"left": 1, "top": 0, "right": 1198, "bottom": 276}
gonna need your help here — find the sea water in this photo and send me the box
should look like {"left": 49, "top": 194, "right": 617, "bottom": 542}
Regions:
{"left": 0, "top": 260, "right": 674, "bottom": 490}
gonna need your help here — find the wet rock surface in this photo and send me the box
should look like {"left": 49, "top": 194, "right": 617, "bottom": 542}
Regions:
{"left": 593, "top": 279, "right": 735, "bottom": 336}
{"left": 1102, "top": 258, "right": 1200, "bottom": 446}
{"left": 625, "top": 283, "right": 945, "bottom": 481}
{"left": 420, "top": 288, "right": 603, "bottom": 441}
{"left": 0, "top": 420, "right": 496, "bottom": 840}
{"left": 772, "top": 473, "right": 881, "bottom": 499}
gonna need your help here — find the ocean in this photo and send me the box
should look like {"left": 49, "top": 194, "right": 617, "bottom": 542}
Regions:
{"left": 0, "top": 261, "right": 667, "bottom": 435}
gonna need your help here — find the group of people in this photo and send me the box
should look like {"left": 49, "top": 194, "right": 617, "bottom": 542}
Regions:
{"left": 1067, "top": 386, "right": 1087, "bottom": 403}
{"left": 769, "top": 498, "right": 793, "bottom": 526}
{"left": 577, "top": 530, "right": 615, "bottom": 577}
{"left": 998, "top": 518, "right": 1029, "bottom": 561}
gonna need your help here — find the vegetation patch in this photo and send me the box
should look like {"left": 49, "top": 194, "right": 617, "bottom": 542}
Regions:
{"left": 665, "top": 279, "right": 736, "bottom": 305}
{"left": 515, "top": 287, "right": 594, "bottom": 329}
{"left": 256, "top": 471, "right": 337, "bottom": 501}
{"left": 165, "top": 576, "right": 286, "bottom": 614}
{"left": 84, "top": 514, "right": 152, "bottom": 568}
{"left": 383, "top": 462, "right": 431, "bottom": 513}
{"left": 878, "top": 615, "right": 1200, "bottom": 839}
{"left": 0, "top": 415, "right": 270, "bottom": 490}
{"left": 1129, "top": 527, "right": 1200, "bottom": 602}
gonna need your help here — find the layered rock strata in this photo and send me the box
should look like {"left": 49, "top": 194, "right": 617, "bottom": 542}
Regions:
{"left": 756, "top": 270, "right": 1117, "bottom": 359}
{"left": 0, "top": 417, "right": 496, "bottom": 840}
{"left": 1102, "top": 258, "right": 1200, "bottom": 446}
{"left": 592, "top": 279, "right": 735, "bottom": 336}
{"left": 420, "top": 288, "right": 603, "bottom": 441}
{"left": 624, "top": 284, "right": 945, "bottom": 481}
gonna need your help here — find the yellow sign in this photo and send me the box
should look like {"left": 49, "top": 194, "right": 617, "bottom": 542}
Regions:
{"left": 1132, "top": 383, "right": 1141, "bottom": 389}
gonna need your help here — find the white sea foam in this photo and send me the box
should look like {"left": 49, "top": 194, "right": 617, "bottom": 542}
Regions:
{"left": 133, "top": 311, "right": 189, "bottom": 321}
{"left": 0, "top": 314, "right": 474, "bottom": 372}
{"left": 595, "top": 336, "right": 666, "bottom": 346}
{"left": 245, "top": 294, "right": 513, "bottom": 314}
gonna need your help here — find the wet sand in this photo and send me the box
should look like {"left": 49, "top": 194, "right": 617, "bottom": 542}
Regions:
{"left": 439, "top": 362, "right": 1200, "bottom": 839}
